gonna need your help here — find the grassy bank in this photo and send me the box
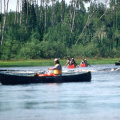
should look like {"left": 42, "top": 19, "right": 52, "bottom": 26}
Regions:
{"left": 0, "top": 58, "right": 118, "bottom": 67}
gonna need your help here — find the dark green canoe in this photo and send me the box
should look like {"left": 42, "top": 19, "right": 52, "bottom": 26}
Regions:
{"left": 115, "top": 62, "right": 120, "bottom": 65}
{"left": 0, "top": 71, "right": 91, "bottom": 85}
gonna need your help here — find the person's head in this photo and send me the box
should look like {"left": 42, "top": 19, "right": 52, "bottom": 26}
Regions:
{"left": 72, "top": 58, "right": 74, "bottom": 61}
{"left": 54, "top": 58, "right": 59, "bottom": 64}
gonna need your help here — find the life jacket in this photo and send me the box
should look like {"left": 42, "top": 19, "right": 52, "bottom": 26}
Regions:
{"left": 54, "top": 69, "right": 62, "bottom": 75}
{"left": 38, "top": 73, "right": 55, "bottom": 77}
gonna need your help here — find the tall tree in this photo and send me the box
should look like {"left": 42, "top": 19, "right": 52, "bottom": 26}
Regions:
{"left": 15, "top": 0, "right": 20, "bottom": 24}
{"left": 71, "top": 0, "right": 78, "bottom": 33}
{"left": 75, "top": 0, "right": 97, "bottom": 45}
{"left": 51, "top": 0, "right": 55, "bottom": 29}
{"left": 1, "top": 0, "right": 9, "bottom": 46}
{"left": 61, "top": 0, "right": 64, "bottom": 23}
{"left": 0, "top": 0, "right": 2, "bottom": 39}
{"left": 44, "top": 0, "right": 50, "bottom": 29}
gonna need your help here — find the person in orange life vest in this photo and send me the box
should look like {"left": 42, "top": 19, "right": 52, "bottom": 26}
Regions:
{"left": 48, "top": 58, "right": 62, "bottom": 75}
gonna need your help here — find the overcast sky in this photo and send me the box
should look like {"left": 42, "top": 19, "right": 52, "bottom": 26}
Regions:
{"left": 1, "top": 0, "right": 71, "bottom": 12}
{"left": 1, "top": 0, "right": 109, "bottom": 13}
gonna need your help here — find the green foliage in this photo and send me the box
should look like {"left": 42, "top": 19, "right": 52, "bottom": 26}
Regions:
{"left": 41, "top": 41, "right": 66, "bottom": 58}
{"left": 19, "top": 39, "right": 42, "bottom": 59}
{"left": 66, "top": 43, "right": 97, "bottom": 58}
{"left": 0, "top": 0, "right": 120, "bottom": 60}
{"left": 1, "top": 37, "right": 21, "bottom": 60}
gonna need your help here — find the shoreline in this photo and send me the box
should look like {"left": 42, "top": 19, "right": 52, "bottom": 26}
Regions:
{"left": 0, "top": 58, "right": 118, "bottom": 67}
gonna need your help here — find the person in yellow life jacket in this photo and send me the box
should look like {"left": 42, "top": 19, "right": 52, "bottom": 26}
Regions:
{"left": 48, "top": 58, "right": 62, "bottom": 75}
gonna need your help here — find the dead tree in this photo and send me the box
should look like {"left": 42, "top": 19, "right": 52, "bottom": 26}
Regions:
{"left": 75, "top": 0, "right": 109, "bottom": 45}
{"left": 75, "top": 0, "right": 97, "bottom": 45}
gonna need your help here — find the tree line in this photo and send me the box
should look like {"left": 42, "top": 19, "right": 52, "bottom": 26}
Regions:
{"left": 0, "top": 0, "right": 120, "bottom": 60}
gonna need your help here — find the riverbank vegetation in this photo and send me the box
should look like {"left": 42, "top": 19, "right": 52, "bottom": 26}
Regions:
{"left": 0, "top": 0, "right": 120, "bottom": 60}
{"left": 0, "top": 58, "right": 118, "bottom": 67}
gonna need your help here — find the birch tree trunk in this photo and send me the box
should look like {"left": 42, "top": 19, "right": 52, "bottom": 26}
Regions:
{"left": 14, "top": 0, "right": 17, "bottom": 24}
{"left": 0, "top": 0, "right": 2, "bottom": 38}
{"left": 45, "top": 3, "right": 47, "bottom": 29}
{"left": 70, "top": 0, "right": 78, "bottom": 33}
{"left": 69, "top": 0, "right": 73, "bottom": 30}
{"left": 61, "top": 0, "right": 63, "bottom": 23}
{"left": 44, "top": 0, "right": 50, "bottom": 31}
{"left": 1, "top": 0, "right": 9, "bottom": 46}
{"left": 15, "top": 0, "right": 20, "bottom": 24}
{"left": 75, "top": 0, "right": 97, "bottom": 45}
{"left": 36, "top": 0, "right": 38, "bottom": 16}
{"left": 69, "top": 0, "right": 77, "bottom": 44}
{"left": 20, "top": 0, "right": 22, "bottom": 25}
{"left": 51, "top": 0, "right": 54, "bottom": 29}
{"left": 40, "top": 0, "right": 43, "bottom": 24}
{"left": 17, "top": 0, "right": 19, "bottom": 23}
{"left": 0, "top": 0, "right": 2, "bottom": 15}
{"left": 26, "top": 0, "right": 28, "bottom": 24}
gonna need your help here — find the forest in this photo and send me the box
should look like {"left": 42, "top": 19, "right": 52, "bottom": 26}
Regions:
{"left": 0, "top": 0, "right": 120, "bottom": 60}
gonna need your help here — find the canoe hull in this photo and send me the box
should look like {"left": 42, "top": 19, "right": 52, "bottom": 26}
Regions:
{"left": 115, "top": 62, "right": 120, "bottom": 65}
{"left": 0, "top": 72, "right": 91, "bottom": 85}
{"left": 67, "top": 64, "right": 75, "bottom": 69}
{"left": 80, "top": 63, "right": 87, "bottom": 67}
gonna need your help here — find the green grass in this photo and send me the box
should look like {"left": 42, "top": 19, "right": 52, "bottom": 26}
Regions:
{"left": 86, "top": 58, "right": 118, "bottom": 65}
{"left": 0, "top": 59, "right": 54, "bottom": 67}
{"left": 0, "top": 58, "right": 118, "bottom": 67}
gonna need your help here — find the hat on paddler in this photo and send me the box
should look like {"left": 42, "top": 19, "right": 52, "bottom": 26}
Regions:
{"left": 54, "top": 58, "right": 58, "bottom": 62}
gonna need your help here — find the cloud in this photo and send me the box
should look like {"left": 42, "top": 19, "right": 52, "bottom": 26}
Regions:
{"left": 1, "top": 0, "right": 17, "bottom": 13}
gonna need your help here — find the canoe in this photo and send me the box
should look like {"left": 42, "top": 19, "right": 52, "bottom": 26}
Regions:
{"left": 0, "top": 71, "right": 91, "bottom": 85}
{"left": 80, "top": 63, "right": 87, "bottom": 67}
{"left": 67, "top": 64, "right": 75, "bottom": 68}
{"left": 115, "top": 62, "right": 120, "bottom": 65}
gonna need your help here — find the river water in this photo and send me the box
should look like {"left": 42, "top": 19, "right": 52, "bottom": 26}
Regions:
{"left": 0, "top": 64, "right": 120, "bottom": 120}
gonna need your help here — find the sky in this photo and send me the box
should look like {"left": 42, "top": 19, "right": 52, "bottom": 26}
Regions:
{"left": 1, "top": 0, "right": 71, "bottom": 12}
{"left": 1, "top": 0, "right": 109, "bottom": 13}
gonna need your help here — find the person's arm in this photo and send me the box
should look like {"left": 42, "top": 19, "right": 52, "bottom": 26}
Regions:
{"left": 48, "top": 65, "right": 57, "bottom": 70}
{"left": 48, "top": 67, "right": 55, "bottom": 70}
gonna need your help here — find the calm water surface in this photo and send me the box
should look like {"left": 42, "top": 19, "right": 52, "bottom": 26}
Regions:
{"left": 0, "top": 64, "right": 120, "bottom": 120}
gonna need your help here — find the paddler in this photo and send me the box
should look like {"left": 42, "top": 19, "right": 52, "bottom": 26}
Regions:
{"left": 48, "top": 58, "right": 62, "bottom": 75}
{"left": 64, "top": 57, "right": 71, "bottom": 67}
{"left": 70, "top": 58, "right": 78, "bottom": 67}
